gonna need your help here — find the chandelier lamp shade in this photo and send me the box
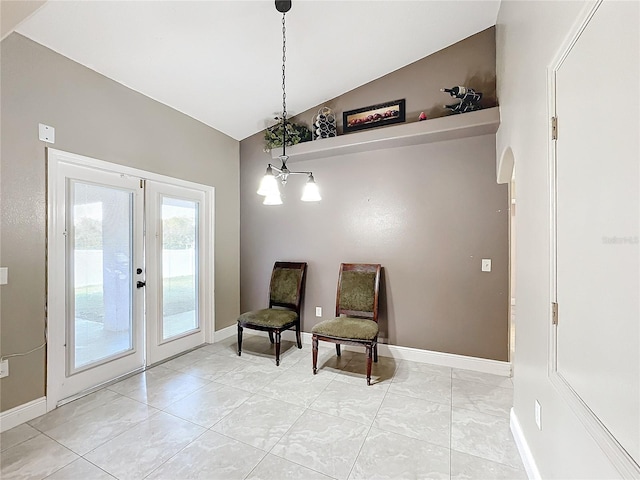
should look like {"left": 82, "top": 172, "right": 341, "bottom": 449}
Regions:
{"left": 257, "top": 0, "right": 321, "bottom": 205}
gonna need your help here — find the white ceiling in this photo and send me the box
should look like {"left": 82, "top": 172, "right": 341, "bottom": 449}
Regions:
{"left": 14, "top": 0, "right": 500, "bottom": 141}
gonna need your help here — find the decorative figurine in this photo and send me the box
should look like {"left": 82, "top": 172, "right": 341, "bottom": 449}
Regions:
{"left": 418, "top": 112, "right": 427, "bottom": 121}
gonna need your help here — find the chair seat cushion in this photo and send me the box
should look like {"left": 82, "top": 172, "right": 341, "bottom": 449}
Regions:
{"left": 238, "top": 308, "right": 298, "bottom": 328}
{"left": 311, "top": 317, "right": 379, "bottom": 341}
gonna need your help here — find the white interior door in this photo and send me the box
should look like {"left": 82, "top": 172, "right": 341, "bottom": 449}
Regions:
{"left": 551, "top": 0, "right": 639, "bottom": 471}
{"left": 48, "top": 156, "right": 145, "bottom": 406}
{"left": 144, "top": 181, "right": 207, "bottom": 365}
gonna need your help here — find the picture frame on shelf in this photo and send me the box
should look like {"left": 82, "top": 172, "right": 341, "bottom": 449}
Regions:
{"left": 343, "top": 99, "right": 406, "bottom": 134}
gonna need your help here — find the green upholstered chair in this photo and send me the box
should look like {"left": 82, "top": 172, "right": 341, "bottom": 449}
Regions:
{"left": 312, "top": 263, "right": 382, "bottom": 385}
{"left": 237, "top": 262, "right": 307, "bottom": 366}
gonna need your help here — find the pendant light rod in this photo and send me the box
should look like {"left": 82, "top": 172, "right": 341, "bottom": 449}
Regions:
{"left": 257, "top": 1, "right": 321, "bottom": 204}
{"left": 281, "top": 10, "right": 287, "bottom": 158}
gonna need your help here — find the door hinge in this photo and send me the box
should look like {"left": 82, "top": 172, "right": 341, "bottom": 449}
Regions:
{"left": 552, "top": 302, "right": 559, "bottom": 325}
{"left": 551, "top": 116, "right": 558, "bottom": 140}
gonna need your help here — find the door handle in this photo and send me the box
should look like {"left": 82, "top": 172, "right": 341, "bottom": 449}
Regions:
{"left": 136, "top": 281, "right": 146, "bottom": 289}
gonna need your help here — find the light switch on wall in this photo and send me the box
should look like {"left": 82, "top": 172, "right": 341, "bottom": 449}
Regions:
{"left": 315, "top": 307, "right": 322, "bottom": 317}
{"left": 0, "top": 267, "right": 7, "bottom": 285}
{"left": 481, "top": 259, "right": 492, "bottom": 272}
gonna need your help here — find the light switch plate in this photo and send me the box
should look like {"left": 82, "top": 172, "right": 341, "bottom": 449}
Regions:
{"left": 0, "top": 267, "right": 7, "bottom": 285}
{"left": 315, "top": 307, "right": 322, "bottom": 317}
{"left": 481, "top": 259, "right": 492, "bottom": 272}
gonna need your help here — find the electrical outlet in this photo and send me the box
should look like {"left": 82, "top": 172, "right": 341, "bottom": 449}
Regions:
{"left": 315, "top": 307, "right": 322, "bottom": 317}
{"left": 535, "top": 399, "right": 542, "bottom": 430}
{"left": 0, "top": 359, "right": 8, "bottom": 379}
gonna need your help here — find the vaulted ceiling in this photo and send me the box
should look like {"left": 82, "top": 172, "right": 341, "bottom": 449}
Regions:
{"left": 7, "top": 1, "right": 500, "bottom": 140}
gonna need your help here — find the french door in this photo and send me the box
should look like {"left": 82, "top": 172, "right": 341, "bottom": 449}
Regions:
{"left": 145, "top": 181, "right": 206, "bottom": 365}
{"left": 47, "top": 149, "right": 213, "bottom": 409}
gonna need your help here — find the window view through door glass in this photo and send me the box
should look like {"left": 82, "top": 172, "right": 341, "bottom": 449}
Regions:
{"left": 73, "top": 182, "right": 134, "bottom": 370}
{"left": 161, "top": 197, "right": 199, "bottom": 340}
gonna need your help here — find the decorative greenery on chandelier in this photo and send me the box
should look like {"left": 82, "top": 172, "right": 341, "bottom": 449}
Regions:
{"left": 264, "top": 118, "right": 311, "bottom": 151}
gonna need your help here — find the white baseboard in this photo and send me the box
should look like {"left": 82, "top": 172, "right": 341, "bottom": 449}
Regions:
{"left": 0, "top": 397, "right": 47, "bottom": 433}
{"left": 213, "top": 324, "right": 237, "bottom": 342}
{"left": 216, "top": 327, "right": 511, "bottom": 377}
{"left": 370, "top": 341, "right": 511, "bottom": 376}
{"left": 510, "top": 408, "right": 541, "bottom": 479}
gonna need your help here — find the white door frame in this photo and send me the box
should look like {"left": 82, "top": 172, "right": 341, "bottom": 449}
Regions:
{"left": 46, "top": 148, "right": 215, "bottom": 411}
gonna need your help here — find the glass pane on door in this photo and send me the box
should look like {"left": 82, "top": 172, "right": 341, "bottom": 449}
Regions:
{"left": 161, "top": 196, "right": 199, "bottom": 340}
{"left": 71, "top": 182, "right": 133, "bottom": 371}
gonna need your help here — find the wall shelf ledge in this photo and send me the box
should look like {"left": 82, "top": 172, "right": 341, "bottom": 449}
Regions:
{"left": 271, "top": 107, "right": 500, "bottom": 163}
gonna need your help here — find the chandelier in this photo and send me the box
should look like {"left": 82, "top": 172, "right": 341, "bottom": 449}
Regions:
{"left": 257, "top": 0, "right": 321, "bottom": 205}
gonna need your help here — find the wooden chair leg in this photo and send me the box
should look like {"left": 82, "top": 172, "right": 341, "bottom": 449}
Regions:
{"left": 366, "top": 344, "right": 373, "bottom": 386}
{"left": 312, "top": 335, "right": 319, "bottom": 374}
{"left": 374, "top": 342, "right": 378, "bottom": 363}
{"left": 275, "top": 331, "right": 281, "bottom": 366}
{"left": 295, "top": 323, "right": 302, "bottom": 349}
{"left": 336, "top": 344, "right": 341, "bottom": 357}
{"left": 268, "top": 331, "right": 274, "bottom": 344}
{"left": 237, "top": 325, "right": 243, "bottom": 356}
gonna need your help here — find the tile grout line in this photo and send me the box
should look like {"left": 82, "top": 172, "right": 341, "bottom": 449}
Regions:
{"left": 256, "top": 374, "right": 338, "bottom": 480}
{"left": 261, "top": 349, "right": 376, "bottom": 480}
{"left": 141, "top": 427, "right": 211, "bottom": 480}
{"left": 448, "top": 403, "right": 525, "bottom": 472}
{"left": 78, "top": 456, "right": 118, "bottom": 480}
{"left": 13, "top": 431, "right": 79, "bottom": 480}
{"left": 347, "top": 366, "right": 396, "bottom": 479}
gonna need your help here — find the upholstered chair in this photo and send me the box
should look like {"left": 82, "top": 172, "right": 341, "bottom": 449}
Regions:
{"left": 311, "top": 263, "right": 381, "bottom": 385}
{"left": 237, "top": 262, "right": 307, "bottom": 366}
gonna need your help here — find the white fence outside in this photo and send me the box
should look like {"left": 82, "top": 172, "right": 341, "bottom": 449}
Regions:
{"left": 74, "top": 249, "right": 194, "bottom": 287}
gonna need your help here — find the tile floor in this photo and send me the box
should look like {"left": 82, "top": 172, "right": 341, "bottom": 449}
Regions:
{"left": 1, "top": 335, "right": 526, "bottom": 480}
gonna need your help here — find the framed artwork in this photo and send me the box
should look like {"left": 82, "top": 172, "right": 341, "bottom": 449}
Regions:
{"left": 343, "top": 99, "right": 406, "bottom": 133}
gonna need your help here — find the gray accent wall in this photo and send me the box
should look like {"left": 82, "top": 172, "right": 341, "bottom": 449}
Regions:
{"left": 0, "top": 33, "right": 240, "bottom": 412}
{"left": 240, "top": 28, "right": 509, "bottom": 361}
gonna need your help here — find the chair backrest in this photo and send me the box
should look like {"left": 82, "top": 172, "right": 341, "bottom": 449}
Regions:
{"left": 335, "top": 263, "right": 381, "bottom": 322}
{"left": 269, "top": 262, "right": 307, "bottom": 314}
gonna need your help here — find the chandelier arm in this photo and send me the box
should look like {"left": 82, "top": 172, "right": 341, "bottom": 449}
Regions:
{"left": 272, "top": 162, "right": 313, "bottom": 177}
{"left": 269, "top": 163, "right": 283, "bottom": 174}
